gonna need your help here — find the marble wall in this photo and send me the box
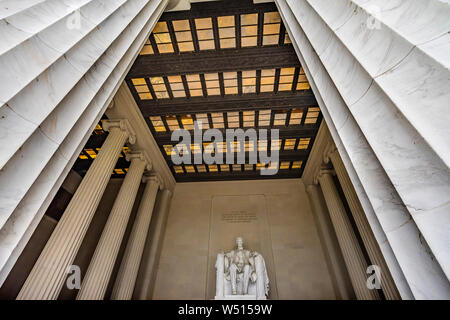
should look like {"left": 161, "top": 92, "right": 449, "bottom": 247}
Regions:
{"left": 152, "top": 179, "right": 337, "bottom": 300}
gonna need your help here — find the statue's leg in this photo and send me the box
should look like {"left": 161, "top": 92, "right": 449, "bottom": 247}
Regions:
{"left": 243, "top": 265, "right": 251, "bottom": 295}
{"left": 229, "top": 264, "right": 237, "bottom": 295}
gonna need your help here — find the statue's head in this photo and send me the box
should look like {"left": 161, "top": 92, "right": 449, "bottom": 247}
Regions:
{"left": 236, "top": 237, "right": 243, "bottom": 248}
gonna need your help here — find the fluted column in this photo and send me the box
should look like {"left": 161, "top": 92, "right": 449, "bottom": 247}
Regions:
{"left": 76, "top": 151, "right": 151, "bottom": 300}
{"left": 111, "top": 175, "right": 162, "bottom": 300}
{"left": 135, "top": 189, "right": 172, "bottom": 300}
{"left": 317, "top": 170, "right": 379, "bottom": 300}
{"left": 0, "top": 0, "right": 169, "bottom": 287}
{"left": 17, "top": 120, "right": 135, "bottom": 300}
{"left": 326, "top": 149, "right": 400, "bottom": 300}
{"left": 306, "top": 184, "right": 354, "bottom": 300}
{"left": 276, "top": 0, "right": 450, "bottom": 298}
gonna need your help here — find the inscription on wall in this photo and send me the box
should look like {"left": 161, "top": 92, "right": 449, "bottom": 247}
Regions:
{"left": 221, "top": 211, "right": 257, "bottom": 223}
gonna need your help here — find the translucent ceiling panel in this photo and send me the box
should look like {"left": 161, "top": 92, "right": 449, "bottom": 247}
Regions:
{"left": 241, "top": 13, "right": 258, "bottom": 47}
{"left": 173, "top": 19, "right": 195, "bottom": 52}
{"left": 195, "top": 18, "right": 215, "bottom": 50}
{"left": 218, "top": 16, "right": 236, "bottom": 49}
{"left": 263, "top": 12, "right": 281, "bottom": 45}
{"left": 153, "top": 21, "right": 174, "bottom": 53}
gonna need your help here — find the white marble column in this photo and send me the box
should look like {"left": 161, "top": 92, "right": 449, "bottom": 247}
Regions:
{"left": 111, "top": 175, "right": 162, "bottom": 300}
{"left": 276, "top": 0, "right": 450, "bottom": 298}
{"left": 306, "top": 184, "right": 354, "bottom": 300}
{"left": 0, "top": 0, "right": 169, "bottom": 287}
{"left": 134, "top": 189, "right": 172, "bottom": 300}
{"left": 326, "top": 148, "right": 400, "bottom": 300}
{"left": 17, "top": 120, "right": 136, "bottom": 300}
{"left": 77, "top": 152, "right": 151, "bottom": 300}
{"left": 317, "top": 170, "right": 379, "bottom": 300}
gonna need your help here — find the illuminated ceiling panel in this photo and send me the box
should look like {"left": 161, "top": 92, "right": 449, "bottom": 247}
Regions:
{"left": 79, "top": 0, "right": 322, "bottom": 182}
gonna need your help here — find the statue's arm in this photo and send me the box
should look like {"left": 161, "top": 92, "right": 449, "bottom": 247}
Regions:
{"left": 224, "top": 254, "right": 230, "bottom": 273}
{"left": 248, "top": 255, "right": 255, "bottom": 271}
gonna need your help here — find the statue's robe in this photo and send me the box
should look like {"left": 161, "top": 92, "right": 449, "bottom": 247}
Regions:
{"left": 224, "top": 249, "right": 255, "bottom": 276}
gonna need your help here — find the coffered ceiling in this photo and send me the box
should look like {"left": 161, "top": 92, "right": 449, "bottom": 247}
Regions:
{"left": 73, "top": 0, "right": 322, "bottom": 182}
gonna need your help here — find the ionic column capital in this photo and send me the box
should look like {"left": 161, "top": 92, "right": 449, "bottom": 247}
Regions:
{"left": 142, "top": 174, "right": 163, "bottom": 190}
{"left": 313, "top": 167, "right": 335, "bottom": 184}
{"left": 323, "top": 142, "right": 338, "bottom": 164}
{"left": 312, "top": 167, "right": 320, "bottom": 185}
{"left": 103, "top": 119, "right": 137, "bottom": 145}
{"left": 126, "top": 151, "right": 152, "bottom": 171}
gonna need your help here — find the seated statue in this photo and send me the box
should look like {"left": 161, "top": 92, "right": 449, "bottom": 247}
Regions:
{"left": 215, "top": 237, "right": 269, "bottom": 300}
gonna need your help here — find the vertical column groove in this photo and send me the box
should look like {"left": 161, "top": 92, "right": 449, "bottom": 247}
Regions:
{"left": 135, "top": 189, "right": 172, "bottom": 300}
{"left": 17, "top": 123, "right": 131, "bottom": 300}
{"left": 306, "top": 184, "right": 354, "bottom": 300}
{"left": 318, "top": 171, "right": 379, "bottom": 300}
{"left": 111, "top": 177, "right": 160, "bottom": 300}
{"left": 329, "top": 150, "right": 400, "bottom": 300}
{"left": 76, "top": 152, "right": 149, "bottom": 300}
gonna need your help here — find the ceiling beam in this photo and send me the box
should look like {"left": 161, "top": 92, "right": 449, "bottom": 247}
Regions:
{"left": 159, "top": 151, "right": 309, "bottom": 164}
{"left": 161, "top": 0, "right": 277, "bottom": 20}
{"left": 127, "top": 46, "right": 300, "bottom": 78}
{"left": 138, "top": 91, "right": 317, "bottom": 116}
{"left": 151, "top": 126, "right": 319, "bottom": 144}
{"left": 83, "top": 125, "right": 319, "bottom": 150}
{"left": 173, "top": 169, "right": 303, "bottom": 183}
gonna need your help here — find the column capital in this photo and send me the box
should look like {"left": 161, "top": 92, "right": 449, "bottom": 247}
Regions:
{"left": 318, "top": 168, "right": 335, "bottom": 178}
{"left": 311, "top": 167, "right": 320, "bottom": 185}
{"left": 314, "top": 167, "right": 335, "bottom": 184}
{"left": 323, "top": 142, "right": 338, "bottom": 164}
{"left": 142, "top": 174, "right": 164, "bottom": 190}
{"left": 103, "top": 119, "right": 137, "bottom": 144}
{"left": 126, "top": 151, "right": 152, "bottom": 171}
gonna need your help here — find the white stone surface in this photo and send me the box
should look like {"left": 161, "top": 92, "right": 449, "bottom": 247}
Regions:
{"left": 111, "top": 175, "right": 161, "bottom": 300}
{"left": 328, "top": 149, "right": 400, "bottom": 299}
{"left": 306, "top": 184, "right": 354, "bottom": 300}
{"left": 318, "top": 170, "right": 379, "bottom": 300}
{"left": 134, "top": 188, "right": 173, "bottom": 300}
{"left": 276, "top": 0, "right": 450, "bottom": 298}
{"left": 17, "top": 121, "right": 133, "bottom": 300}
{"left": 77, "top": 151, "right": 150, "bottom": 300}
{"left": 290, "top": 0, "right": 450, "bottom": 282}
{"left": 0, "top": 0, "right": 169, "bottom": 288}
